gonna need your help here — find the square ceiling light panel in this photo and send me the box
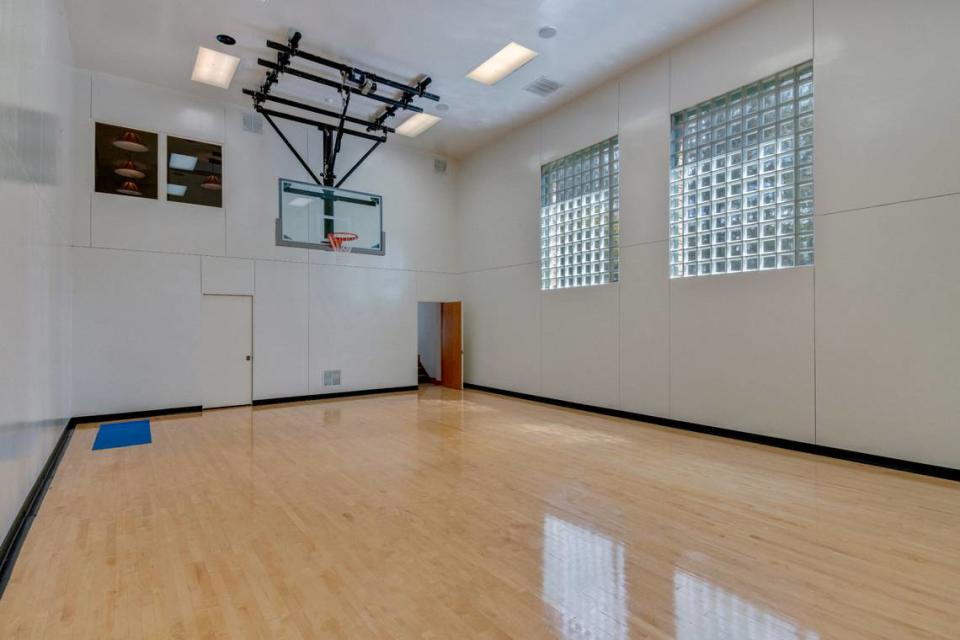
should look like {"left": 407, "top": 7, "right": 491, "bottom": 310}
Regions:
{"left": 191, "top": 46, "right": 240, "bottom": 89}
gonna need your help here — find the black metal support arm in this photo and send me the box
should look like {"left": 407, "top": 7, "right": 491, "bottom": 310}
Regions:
{"left": 256, "top": 107, "right": 387, "bottom": 144}
{"left": 243, "top": 89, "right": 394, "bottom": 133}
{"left": 266, "top": 38, "right": 439, "bottom": 102}
{"left": 248, "top": 30, "right": 438, "bottom": 191}
{"left": 258, "top": 59, "right": 423, "bottom": 113}
{"left": 335, "top": 140, "right": 382, "bottom": 189}
{"left": 261, "top": 111, "right": 322, "bottom": 185}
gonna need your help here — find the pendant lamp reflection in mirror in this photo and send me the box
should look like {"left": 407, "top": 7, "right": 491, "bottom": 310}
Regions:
{"left": 114, "top": 158, "right": 145, "bottom": 179}
{"left": 201, "top": 174, "right": 222, "bottom": 191}
{"left": 96, "top": 123, "right": 158, "bottom": 199}
{"left": 113, "top": 130, "right": 149, "bottom": 153}
{"left": 116, "top": 180, "right": 142, "bottom": 196}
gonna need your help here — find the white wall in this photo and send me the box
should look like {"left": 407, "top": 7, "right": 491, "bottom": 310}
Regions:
{"left": 70, "top": 72, "right": 459, "bottom": 412}
{"left": 457, "top": 0, "right": 960, "bottom": 468}
{"left": 0, "top": 0, "right": 75, "bottom": 541}
{"left": 417, "top": 302, "right": 441, "bottom": 380}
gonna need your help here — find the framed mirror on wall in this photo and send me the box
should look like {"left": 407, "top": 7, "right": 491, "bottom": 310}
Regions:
{"left": 94, "top": 123, "right": 158, "bottom": 199}
{"left": 166, "top": 136, "right": 222, "bottom": 207}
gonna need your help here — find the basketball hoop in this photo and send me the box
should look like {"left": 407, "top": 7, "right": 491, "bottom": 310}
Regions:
{"left": 327, "top": 231, "right": 358, "bottom": 263}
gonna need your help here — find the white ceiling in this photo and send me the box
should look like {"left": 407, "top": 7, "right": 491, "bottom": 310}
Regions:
{"left": 65, "top": 0, "right": 758, "bottom": 158}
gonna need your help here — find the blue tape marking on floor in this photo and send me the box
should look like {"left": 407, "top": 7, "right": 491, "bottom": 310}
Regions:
{"left": 92, "top": 419, "right": 152, "bottom": 451}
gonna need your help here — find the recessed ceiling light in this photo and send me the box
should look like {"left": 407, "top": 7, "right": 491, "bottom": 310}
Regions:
{"left": 435, "top": 103, "right": 450, "bottom": 112}
{"left": 288, "top": 197, "right": 312, "bottom": 207}
{"left": 216, "top": 34, "right": 236, "bottom": 46}
{"left": 538, "top": 26, "right": 558, "bottom": 39}
{"left": 169, "top": 153, "right": 198, "bottom": 171}
{"left": 467, "top": 42, "right": 538, "bottom": 85}
{"left": 396, "top": 113, "right": 441, "bottom": 137}
{"left": 167, "top": 184, "right": 188, "bottom": 197}
{"left": 191, "top": 46, "right": 241, "bottom": 89}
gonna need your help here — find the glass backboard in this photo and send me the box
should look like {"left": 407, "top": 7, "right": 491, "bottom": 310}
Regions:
{"left": 276, "top": 178, "right": 384, "bottom": 254}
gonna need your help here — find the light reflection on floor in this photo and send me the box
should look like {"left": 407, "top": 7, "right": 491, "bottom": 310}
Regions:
{"left": 543, "top": 514, "right": 628, "bottom": 640}
{"left": 674, "top": 569, "right": 820, "bottom": 640}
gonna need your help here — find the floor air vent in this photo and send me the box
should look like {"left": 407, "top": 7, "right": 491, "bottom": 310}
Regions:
{"left": 323, "top": 369, "right": 341, "bottom": 386}
{"left": 525, "top": 77, "right": 562, "bottom": 97}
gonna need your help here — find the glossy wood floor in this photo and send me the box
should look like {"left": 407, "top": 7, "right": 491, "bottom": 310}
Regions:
{"left": 1, "top": 387, "right": 959, "bottom": 639}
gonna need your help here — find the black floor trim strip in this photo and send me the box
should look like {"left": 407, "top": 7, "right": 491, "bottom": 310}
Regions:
{"left": 70, "top": 405, "right": 203, "bottom": 426}
{"left": 253, "top": 385, "right": 419, "bottom": 406}
{"left": 0, "top": 420, "right": 75, "bottom": 598}
{"left": 464, "top": 383, "right": 960, "bottom": 482}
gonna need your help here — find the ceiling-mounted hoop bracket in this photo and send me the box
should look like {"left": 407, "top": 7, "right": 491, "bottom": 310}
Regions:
{"left": 246, "top": 30, "right": 439, "bottom": 188}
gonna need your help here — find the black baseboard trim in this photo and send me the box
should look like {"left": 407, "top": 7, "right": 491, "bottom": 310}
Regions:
{"left": 252, "top": 385, "right": 419, "bottom": 406}
{"left": 0, "top": 419, "right": 75, "bottom": 598}
{"left": 70, "top": 405, "right": 203, "bottom": 426}
{"left": 464, "top": 383, "right": 960, "bottom": 483}
{"left": 0, "top": 403, "right": 202, "bottom": 598}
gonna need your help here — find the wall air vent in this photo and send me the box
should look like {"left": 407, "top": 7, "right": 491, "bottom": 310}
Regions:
{"left": 242, "top": 111, "right": 263, "bottom": 134}
{"left": 434, "top": 158, "right": 447, "bottom": 174}
{"left": 323, "top": 369, "right": 341, "bottom": 386}
{"left": 524, "top": 76, "right": 562, "bottom": 97}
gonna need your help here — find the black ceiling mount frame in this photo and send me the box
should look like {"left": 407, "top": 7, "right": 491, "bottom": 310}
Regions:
{"left": 247, "top": 30, "right": 439, "bottom": 189}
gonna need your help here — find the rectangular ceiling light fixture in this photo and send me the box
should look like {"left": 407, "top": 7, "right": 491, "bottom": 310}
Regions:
{"left": 396, "top": 113, "right": 441, "bottom": 137}
{"left": 191, "top": 46, "right": 240, "bottom": 89}
{"left": 467, "top": 42, "right": 538, "bottom": 85}
{"left": 168, "top": 153, "right": 198, "bottom": 171}
{"left": 167, "top": 184, "right": 188, "bottom": 197}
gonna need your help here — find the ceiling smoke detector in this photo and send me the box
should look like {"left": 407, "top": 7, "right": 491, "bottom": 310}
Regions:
{"left": 524, "top": 76, "right": 562, "bottom": 97}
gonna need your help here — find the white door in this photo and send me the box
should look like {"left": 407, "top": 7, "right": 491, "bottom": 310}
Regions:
{"left": 202, "top": 295, "right": 252, "bottom": 408}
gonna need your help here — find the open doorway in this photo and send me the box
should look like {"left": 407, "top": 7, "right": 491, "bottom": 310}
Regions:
{"left": 417, "top": 301, "right": 462, "bottom": 389}
{"left": 417, "top": 302, "right": 441, "bottom": 385}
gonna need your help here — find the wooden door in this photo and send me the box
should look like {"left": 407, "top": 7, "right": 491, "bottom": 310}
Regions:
{"left": 441, "top": 302, "right": 462, "bottom": 389}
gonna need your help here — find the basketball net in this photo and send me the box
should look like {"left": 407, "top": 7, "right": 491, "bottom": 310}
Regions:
{"left": 327, "top": 231, "right": 357, "bottom": 264}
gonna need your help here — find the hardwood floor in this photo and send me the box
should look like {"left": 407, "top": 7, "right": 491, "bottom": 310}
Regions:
{"left": 1, "top": 387, "right": 959, "bottom": 638}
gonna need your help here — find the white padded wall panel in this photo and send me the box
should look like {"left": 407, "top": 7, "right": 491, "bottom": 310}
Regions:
{"left": 92, "top": 73, "right": 224, "bottom": 143}
{"left": 201, "top": 256, "right": 254, "bottom": 296}
{"left": 541, "top": 284, "right": 621, "bottom": 409}
{"left": 814, "top": 0, "right": 960, "bottom": 214}
{"left": 669, "top": 268, "right": 815, "bottom": 442}
{"left": 816, "top": 196, "right": 960, "bottom": 468}
{"left": 308, "top": 265, "right": 417, "bottom": 393}
{"left": 618, "top": 56, "right": 670, "bottom": 247}
{"left": 457, "top": 125, "right": 541, "bottom": 272}
{"left": 71, "top": 247, "right": 201, "bottom": 415}
{"left": 618, "top": 242, "right": 670, "bottom": 418}
{"left": 252, "top": 259, "right": 308, "bottom": 400}
{"left": 462, "top": 264, "right": 541, "bottom": 396}
{"left": 669, "top": 0, "right": 812, "bottom": 111}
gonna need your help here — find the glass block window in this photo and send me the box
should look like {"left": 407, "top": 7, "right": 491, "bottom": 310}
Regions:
{"left": 541, "top": 136, "right": 620, "bottom": 290}
{"left": 669, "top": 61, "right": 814, "bottom": 278}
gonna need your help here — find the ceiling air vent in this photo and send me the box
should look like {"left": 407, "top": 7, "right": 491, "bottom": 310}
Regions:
{"left": 524, "top": 76, "right": 562, "bottom": 97}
